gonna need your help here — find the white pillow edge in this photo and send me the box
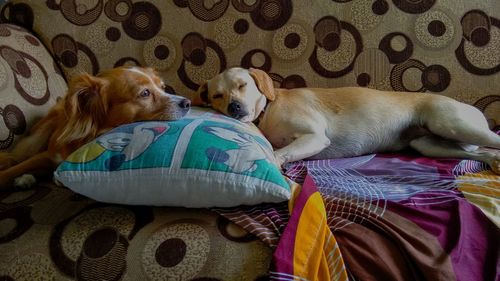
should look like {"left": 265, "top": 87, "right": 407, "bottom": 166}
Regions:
{"left": 54, "top": 168, "right": 291, "bottom": 208}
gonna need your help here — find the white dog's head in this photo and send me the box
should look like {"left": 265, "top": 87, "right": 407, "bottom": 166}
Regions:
{"left": 194, "top": 67, "right": 275, "bottom": 122}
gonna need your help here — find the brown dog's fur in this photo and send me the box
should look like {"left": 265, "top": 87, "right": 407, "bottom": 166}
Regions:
{"left": 0, "top": 66, "right": 190, "bottom": 189}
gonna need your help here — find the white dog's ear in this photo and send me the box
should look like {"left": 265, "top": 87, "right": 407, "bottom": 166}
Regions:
{"left": 249, "top": 68, "right": 275, "bottom": 101}
{"left": 192, "top": 81, "right": 210, "bottom": 106}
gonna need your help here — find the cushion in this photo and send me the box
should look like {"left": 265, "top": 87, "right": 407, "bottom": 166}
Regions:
{"left": 0, "top": 24, "right": 67, "bottom": 152}
{"left": 54, "top": 107, "right": 291, "bottom": 207}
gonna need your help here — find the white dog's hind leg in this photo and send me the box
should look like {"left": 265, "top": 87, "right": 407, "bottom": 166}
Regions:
{"left": 424, "top": 101, "right": 500, "bottom": 149}
{"left": 410, "top": 135, "right": 500, "bottom": 174}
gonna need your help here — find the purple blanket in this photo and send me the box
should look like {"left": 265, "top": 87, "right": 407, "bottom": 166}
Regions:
{"left": 216, "top": 153, "right": 500, "bottom": 280}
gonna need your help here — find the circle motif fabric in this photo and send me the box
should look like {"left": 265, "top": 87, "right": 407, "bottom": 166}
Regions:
{"left": 272, "top": 23, "right": 310, "bottom": 61}
{"left": 413, "top": 9, "right": 460, "bottom": 50}
{"left": 143, "top": 36, "right": 176, "bottom": 70}
{"left": 142, "top": 222, "right": 210, "bottom": 280}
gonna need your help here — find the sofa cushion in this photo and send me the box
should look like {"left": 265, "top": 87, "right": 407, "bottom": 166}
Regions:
{"left": 0, "top": 23, "right": 67, "bottom": 151}
{"left": 54, "top": 108, "right": 291, "bottom": 207}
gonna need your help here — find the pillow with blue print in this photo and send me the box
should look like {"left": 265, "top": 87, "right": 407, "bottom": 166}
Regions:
{"left": 54, "top": 107, "right": 292, "bottom": 207}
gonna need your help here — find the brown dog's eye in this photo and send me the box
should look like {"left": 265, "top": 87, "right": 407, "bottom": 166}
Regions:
{"left": 239, "top": 83, "right": 247, "bottom": 90}
{"left": 140, "top": 89, "right": 151, "bottom": 98}
{"left": 213, "top": 93, "right": 224, "bottom": 99}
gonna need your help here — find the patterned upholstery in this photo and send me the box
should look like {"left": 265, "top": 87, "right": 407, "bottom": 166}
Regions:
{"left": 0, "top": 184, "right": 271, "bottom": 280}
{"left": 1, "top": 0, "right": 499, "bottom": 140}
{"left": 0, "top": 24, "right": 67, "bottom": 151}
{"left": 0, "top": 1, "right": 499, "bottom": 280}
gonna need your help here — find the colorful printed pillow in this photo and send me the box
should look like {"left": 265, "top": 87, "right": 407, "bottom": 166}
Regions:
{"left": 54, "top": 108, "right": 291, "bottom": 207}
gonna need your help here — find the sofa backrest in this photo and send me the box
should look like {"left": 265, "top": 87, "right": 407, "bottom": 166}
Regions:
{"left": 1, "top": 0, "right": 499, "bottom": 129}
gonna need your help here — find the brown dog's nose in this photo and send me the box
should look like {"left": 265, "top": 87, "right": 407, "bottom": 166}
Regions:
{"left": 178, "top": 99, "right": 191, "bottom": 110}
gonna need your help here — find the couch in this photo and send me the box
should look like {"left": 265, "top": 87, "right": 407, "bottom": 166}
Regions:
{"left": 1, "top": 1, "right": 499, "bottom": 280}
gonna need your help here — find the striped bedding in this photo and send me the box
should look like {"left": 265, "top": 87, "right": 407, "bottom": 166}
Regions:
{"left": 215, "top": 152, "right": 500, "bottom": 280}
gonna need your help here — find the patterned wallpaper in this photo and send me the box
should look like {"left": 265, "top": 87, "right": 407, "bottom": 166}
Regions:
{"left": 0, "top": 0, "right": 499, "bottom": 129}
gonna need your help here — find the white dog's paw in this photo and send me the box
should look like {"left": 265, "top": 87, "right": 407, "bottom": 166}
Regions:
{"left": 483, "top": 149, "right": 500, "bottom": 175}
{"left": 273, "top": 153, "right": 286, "bottom": 168}
{"left": 14, "top": 174, "right": 37, "bottom": 189}
{"left": 475, "top": 148, "right": 500, "bottom": 175}
{"left": 492, "top": 157, "right": 500, "bottom": 175}
{"left": 484, "top": 149, "right": 500, "bottom": 175}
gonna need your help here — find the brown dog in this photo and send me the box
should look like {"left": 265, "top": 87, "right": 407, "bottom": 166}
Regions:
{"left": 196, "top": 67, "right": 500, "bottom": 174}
{"left": 0, "top": 66, "right": 191, "bottom": 189}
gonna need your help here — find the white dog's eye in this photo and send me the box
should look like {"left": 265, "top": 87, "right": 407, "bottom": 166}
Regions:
{"left": 239, "top": 83, "right": 247, "bottom": 90}
{"left": 213, "top": 93, "right": 224, "bottom": 99}
{"left": 140, "top": 89, "right": 151, "bottom": 98}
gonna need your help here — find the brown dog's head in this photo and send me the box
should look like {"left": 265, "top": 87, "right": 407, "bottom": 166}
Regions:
{"left": 195, "top": 67, "right": 275, "bottom": 122}
{"left": 57, "top": 66, "right": 190, "bottom": 147}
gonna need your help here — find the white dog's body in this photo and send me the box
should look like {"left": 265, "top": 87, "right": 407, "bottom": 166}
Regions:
{"left": 197, "top": 67, "right": 500, "bottom": 174}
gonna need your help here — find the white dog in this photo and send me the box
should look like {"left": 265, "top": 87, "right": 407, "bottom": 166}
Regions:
{"left": 195, "top": 67, "right": 500, "bottom": 174}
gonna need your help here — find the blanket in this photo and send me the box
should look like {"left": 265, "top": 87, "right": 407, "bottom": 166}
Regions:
{"left": 215, "top": 153, "right": 500, "bottom": 280}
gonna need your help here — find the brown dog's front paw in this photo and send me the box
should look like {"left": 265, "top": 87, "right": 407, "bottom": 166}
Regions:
{"left": 14, "top": 174, "right": 37, "bottom": 189}
{"left": 0, "top": 153, "right": 17, "bottom": 170}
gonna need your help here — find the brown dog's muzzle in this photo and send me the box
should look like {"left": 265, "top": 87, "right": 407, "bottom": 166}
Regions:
{"left": 177, "top": 98, "right": 191, "bottom": 112}
{"left": 169, "top": 95, "right": 191, "bottom": 117}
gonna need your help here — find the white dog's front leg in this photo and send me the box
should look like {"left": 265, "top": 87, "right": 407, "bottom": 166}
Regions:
{"left": 274, "top": 133, "right": 331, "bottom": 166}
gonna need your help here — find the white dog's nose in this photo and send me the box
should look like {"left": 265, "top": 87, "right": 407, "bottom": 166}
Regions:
{"left": 228, "top": 101, "right": 247, "bottom": 119}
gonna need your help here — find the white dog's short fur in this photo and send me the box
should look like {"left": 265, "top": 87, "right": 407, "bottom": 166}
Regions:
{"left": 196, "top": 67, "right": 500, "bottom": 174}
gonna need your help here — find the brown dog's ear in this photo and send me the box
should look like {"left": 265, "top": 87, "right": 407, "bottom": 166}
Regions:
{"left": 192, "top": 81, "right": 210, "bottom": 106}
{"left": 57, "top": 73, "right": 107, "bottom": 144}
{"left": 70, "top": 74, "right": 106, "bottom": 116}
{"left": 249, "top": 68, "right": 275, "bottom": 101}
{"left": 141, "top": 66, "right": 159, "bottom": 77}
